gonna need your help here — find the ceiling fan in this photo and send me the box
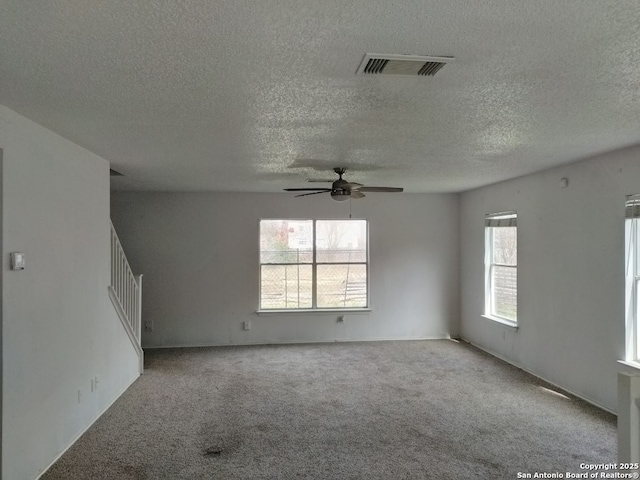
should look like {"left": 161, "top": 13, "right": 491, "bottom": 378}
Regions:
{"left": 284, "top": 167, "right": 403, "bottom": 201}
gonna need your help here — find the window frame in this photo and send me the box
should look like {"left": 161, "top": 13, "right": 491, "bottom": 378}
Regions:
{"left": 484, "top": 212, "right": 518, "bottom": 327}
{"left": 258, "top": 218, "right": 369, "bottom": 312}
{"left": 625, "top": 198, "right": 640, "bottom": 364}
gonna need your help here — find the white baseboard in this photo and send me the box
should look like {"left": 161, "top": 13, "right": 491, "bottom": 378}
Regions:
{"left": 36, "top": 374, "right": 140, "bottom": 480}
{"left": 460, "top": 337, "right": 615, "bottom": 415}
{"left": 143, "top": 335, "right": 452, "bottom": 349}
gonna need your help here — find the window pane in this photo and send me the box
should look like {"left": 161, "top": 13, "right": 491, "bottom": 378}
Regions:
{"left": 636, "top": 221, "right": 640, "bottom": 361}
{"left": 260, "top": 265, "right": 312, "bottom": 309}
{"left": 492, "top": 265, "right": 517, "bottom": 320}
{"left": 636, "top": 278, "right": 640, "bottom": 361}
{"left": 492, "top": 227, "right": 517, "bottom": 265}
{"left": 260, "top": 220, "right": 312, "bottom": 264}
{"left": 316, "top": 220, "right": 367, "bottom": 263}
{"left": 317, "top": 264, "right": 367, "bottom": 308}
{"left": 635, "top": 220, "right": 640, "bottom": 274}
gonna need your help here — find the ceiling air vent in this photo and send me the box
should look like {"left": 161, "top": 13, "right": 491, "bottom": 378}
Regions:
{"left": 357, "top": 53, "right": 454, "bottom": 77}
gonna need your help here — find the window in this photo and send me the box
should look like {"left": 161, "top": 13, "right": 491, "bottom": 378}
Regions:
{"left": 259, "top": 219, "right": 368, "bottom": 310}
{"left": 625, "top": 195, "right": 640, "bottom": 363}
{"left": 485, "top": 212, "right": 517, "bottom": 324}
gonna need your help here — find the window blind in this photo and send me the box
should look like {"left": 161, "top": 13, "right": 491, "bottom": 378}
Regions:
{"left": 625, "top": 194, "right": 640, "bottom": 219}
{"left": 485, "top": 211, "right": 517, "bottom": 227}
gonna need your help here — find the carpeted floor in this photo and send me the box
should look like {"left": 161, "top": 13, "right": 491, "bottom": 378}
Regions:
{"left": 42, "top": 340, "right": 616, "bottom": 479}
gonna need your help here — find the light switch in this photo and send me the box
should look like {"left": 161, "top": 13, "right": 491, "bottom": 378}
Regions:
{"left": 10, "top": 252, "right": 25, "bottom": 271}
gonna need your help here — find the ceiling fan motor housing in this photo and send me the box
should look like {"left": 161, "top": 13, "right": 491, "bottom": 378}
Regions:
{"left": 331, "top": 177, "right": 351, "bottom": 201}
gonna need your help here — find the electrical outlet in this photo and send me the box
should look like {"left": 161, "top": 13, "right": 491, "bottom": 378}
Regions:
{"left": 94, "top": 375, "right": 99, "bottom": 390}
{"left": 243, "top": 321, "right": 251, "bottom": 331}
{"left": 78, "top": 389, "right": 82, "bottom": 404}
{"left": 91, "top": 378, "right": 95, "bottom": 392}
{"left": 144, "top": 319, "right": 153, "bottom": 332}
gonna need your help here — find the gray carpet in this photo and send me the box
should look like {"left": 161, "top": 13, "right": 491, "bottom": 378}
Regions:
{"left": 42, "top": 340, "right": 616, "bottom": 479}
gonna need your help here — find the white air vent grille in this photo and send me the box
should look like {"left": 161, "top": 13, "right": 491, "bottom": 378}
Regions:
{"left": 357, "top": 54, "right": 453, "bottom": 77}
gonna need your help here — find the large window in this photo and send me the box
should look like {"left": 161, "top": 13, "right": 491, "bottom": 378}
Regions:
{"left": 485, "top": 212, "right": 518, "bottom": 324}
{"left": 259, "top": 219, "right": 368, "bottom": 310}
{"left": 625, "top": 195, "right": 640, "bottom": 363}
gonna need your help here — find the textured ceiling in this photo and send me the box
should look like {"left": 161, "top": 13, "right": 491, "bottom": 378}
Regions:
{"left": 1, "top": 1, "right": 639, "bottom": 193}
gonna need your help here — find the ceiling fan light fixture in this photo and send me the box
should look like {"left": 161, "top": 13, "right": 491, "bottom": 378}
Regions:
{"left": 331, "top": 190, "right": 350, "bottom": 201}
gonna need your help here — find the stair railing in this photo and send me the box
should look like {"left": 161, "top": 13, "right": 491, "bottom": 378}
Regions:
{"left": 110, "top": 221, "right": 142, "bottom": 344}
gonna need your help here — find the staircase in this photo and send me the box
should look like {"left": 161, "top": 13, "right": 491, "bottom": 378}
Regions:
{"left": 108, "top": 220, "right": 144, "bottom": 373}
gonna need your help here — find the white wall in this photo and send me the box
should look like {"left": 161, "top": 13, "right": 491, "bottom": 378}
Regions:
{"left": 460, "top": 144, "right": 640, "bottom": 413}
{"left": 0, "top": 106, "right": 140, "bottom": 480}
{"left": 111, "top": 192, "right": 460, "bottom": 347}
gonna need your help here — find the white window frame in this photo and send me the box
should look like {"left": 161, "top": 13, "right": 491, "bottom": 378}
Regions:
{"left": 484, "top": 212, "right": 518, "bottom": 327}
{"left": 625, "top": 196, "right": 640, "bottom": 364}
{"left": 259, "top": 219, "right": 369, "bottom": 312}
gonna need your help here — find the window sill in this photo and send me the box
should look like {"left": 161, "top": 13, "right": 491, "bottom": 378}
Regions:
{"left": 256, "top": 308, "right": 372, "bottom": 316}
{"left": 482, "top": 314, "right": 518, "bottom": 329}
{"left": 618, "top": 360, "right": 640, "bottom": 373}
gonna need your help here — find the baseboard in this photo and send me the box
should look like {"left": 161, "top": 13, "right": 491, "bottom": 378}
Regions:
{"left": 36, "top": 373, "right": 140, "bottom": 479}
{"left": 143, "top": 335, "right": 452, "bottom": 349}
{"left": 460, "top": 336, "right": 616, "bottom": 415}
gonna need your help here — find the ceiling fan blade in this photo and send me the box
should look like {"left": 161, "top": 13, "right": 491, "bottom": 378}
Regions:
{"left": 294, "top": 191, "right": 331, "bottom": 197}
{"left": 351, "top": 190, "right": 366, "bottom": 199}
{"left": 343, "top": 182, "right": 364, "bottom": 190}
{"left": 357, "top": 187, "right": 404, "bottom": 193}
{"left": 284, "top": 188, "right": 332, "bottom": 192}
{"left": 306, "top": 179, "right": 335, "bottom": 183}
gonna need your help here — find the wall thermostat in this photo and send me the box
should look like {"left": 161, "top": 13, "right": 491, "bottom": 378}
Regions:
{"left": 11, "top": 252, "right": 25, "bottom": 271}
